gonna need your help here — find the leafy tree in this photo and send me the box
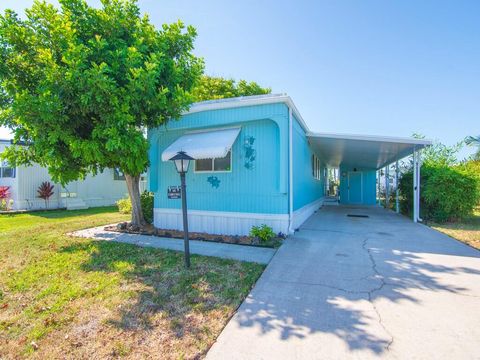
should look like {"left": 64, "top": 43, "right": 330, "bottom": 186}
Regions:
{"left": 0, "top": 0, "right": 203, "bottom": 226}
{"left": 191, "top": 75, "right": 271, "bottom": 102}
{"left": 412, "top": 133, "right": 463, "bottom": 166}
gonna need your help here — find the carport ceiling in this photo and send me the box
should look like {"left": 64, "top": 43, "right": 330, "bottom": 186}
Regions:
{"left": 307, "top": 132, "right": 431, "bottom": 169}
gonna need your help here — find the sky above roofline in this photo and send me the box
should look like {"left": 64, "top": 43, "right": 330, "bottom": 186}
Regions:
{"left": 1, "top": 0, "right": 478, "bottom": 160}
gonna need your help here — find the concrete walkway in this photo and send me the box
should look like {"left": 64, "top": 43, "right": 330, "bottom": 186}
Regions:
{"left": 207, "top": 206, "right": 480, "bottom": 359}
{"left": 71, "top": 226, "right": 276, "bottom": 264}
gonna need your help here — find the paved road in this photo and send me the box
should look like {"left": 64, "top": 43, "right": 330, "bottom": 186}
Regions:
{"left": 207, "top": 206, "right": 480, "bottom": 359}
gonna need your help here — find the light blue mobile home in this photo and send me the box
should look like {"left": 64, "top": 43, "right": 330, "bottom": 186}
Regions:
{"left": 148, "top": 94, "right": 429, "bottom": 235}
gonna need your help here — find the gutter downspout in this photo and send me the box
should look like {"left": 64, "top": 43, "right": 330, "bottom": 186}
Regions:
{"left": 288, "top": 107, "right": 294, "bottom": 234}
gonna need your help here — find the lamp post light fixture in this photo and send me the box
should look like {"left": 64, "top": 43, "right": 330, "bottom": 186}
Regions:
{"left": 169, "top": 151, "right": 195, "bottom": 268}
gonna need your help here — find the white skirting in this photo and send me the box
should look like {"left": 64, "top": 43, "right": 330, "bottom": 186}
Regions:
{"left": 291, "top": 197, "right": 324, "bottom": 230}
{"left": 154, "top": 208, "right": 289, "bottom": 236}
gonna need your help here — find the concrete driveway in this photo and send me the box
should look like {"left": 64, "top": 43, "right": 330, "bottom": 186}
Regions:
{"left": 207, "top": 206, "right": 480, "bottom": 359}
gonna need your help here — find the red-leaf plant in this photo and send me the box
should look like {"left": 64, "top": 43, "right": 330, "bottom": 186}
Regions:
{"left": 0, "top": 186, "right": 10, "bottom": 211}
{"left": 0, "top": 186, "right": 10, "bottom": 200}
{"left": 37, "top": 181, "right": 54, "bottom": 209}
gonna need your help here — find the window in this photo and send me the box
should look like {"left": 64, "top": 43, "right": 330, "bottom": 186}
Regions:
{"left": 113, "top": 168, "right": 126, "bottom": 180}
{"left": 312, "top": 154, "right": 321, "bottom": 180}
{"left": 0, "top": 160, "right": 15, "bottom": 178}
{"left": 195, "top": 151, "right": 232, "bottom": 172}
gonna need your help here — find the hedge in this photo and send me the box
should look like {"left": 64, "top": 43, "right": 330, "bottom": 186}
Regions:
{"left": 398, "top": 163, "right": 479, "bottom": 223}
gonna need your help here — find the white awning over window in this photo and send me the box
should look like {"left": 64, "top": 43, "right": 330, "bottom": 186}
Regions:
{"left": 161, "top": 127, "right": 241, "bottom": 161}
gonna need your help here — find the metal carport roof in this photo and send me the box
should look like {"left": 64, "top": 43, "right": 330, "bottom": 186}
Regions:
{"left": 307, "top": 132, "right": 431, "bottom": 169}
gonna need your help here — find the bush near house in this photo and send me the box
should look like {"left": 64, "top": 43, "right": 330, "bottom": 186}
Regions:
{"left": 37, "top": 181, "right": 55, "bottom": 209}
{"left": 250, "top": 224, "right": 276, "bottom": 243}
{"left": 399, "top": 164, "right": 479, "bottom": 223}
{"left": 117, "top": 197, "right": 132, "bottom": 214}
{"left": 0, "top": 186, "right": 11, "bottom": 210}
{"left": 116, "top": 191, "right": 154, "bottom": 224}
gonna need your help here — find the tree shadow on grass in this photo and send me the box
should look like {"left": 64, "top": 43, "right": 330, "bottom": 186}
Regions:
{"left": 60, "top": 215, "right": 480, "bottom": 358}
{"left": 59, "top": 239, "right": 263, "bottom": 338}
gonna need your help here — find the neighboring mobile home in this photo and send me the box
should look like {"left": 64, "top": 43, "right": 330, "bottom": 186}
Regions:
{"left": 148, "top": 94, "right": 430, "bottom": 235}
{"left": 0, "top": 139, "right": 140, "bottom": 211}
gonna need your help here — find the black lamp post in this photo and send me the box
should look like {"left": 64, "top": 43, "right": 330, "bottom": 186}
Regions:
{"left": 169, "top": 151, "right": 194, "bottom": 268}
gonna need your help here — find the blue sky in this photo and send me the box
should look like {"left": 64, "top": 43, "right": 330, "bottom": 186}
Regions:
{"left": 1, "top": 0, "right": 479, "bottom": 159}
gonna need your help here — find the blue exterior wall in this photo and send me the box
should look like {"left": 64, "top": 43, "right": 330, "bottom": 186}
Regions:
{"left": 148, "top": 103, "right": 290, "bottom": 214}
{"left": 339, "top": 165, "right": 377, "bottom": 205}
{"left": 292, "top": 116, "right": 326, "bottom": 211}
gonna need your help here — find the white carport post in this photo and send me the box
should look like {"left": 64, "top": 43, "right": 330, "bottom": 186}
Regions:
{"left": 385, "top": 165, "right": 390, "bottom": 208}
{"left": 377, "top": 170, "right": 381, "bottom": 205}
{"left": 412, "top": 148, "right": 421, "bottom": 222}
{"left": 395, "top": 160, "right": 400, "bottom": 213}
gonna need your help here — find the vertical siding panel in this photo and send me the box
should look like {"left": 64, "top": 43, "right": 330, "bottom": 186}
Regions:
{"left": 151, "top": 103, "right": 289, "bottom": 215}
{"left": 292, "top": 116, "right": 325, "bottom": 211}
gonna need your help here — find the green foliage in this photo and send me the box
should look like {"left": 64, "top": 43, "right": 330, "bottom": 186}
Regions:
{"left": 399, "top": 164, "right": 479, "bottom": 223}
{"left": 140, "top": 190, "right": 154, "bottom": 224}
{"left": 249, "top": 224, "right": 275, "bottom": 243}
{"left": 0, "top": 0, "right": 203, "bottom": 184}
{"left": 412, "top": 134, "right": 463, "bottom": 166}
{"left": 457, "top": 160, "right": 480, "bottom": 194}
{"left": 465, "top": 135, "right": 480, "bottom": 160}
{"left": 116, "top": 191, "right": 153, "bottom": 223}
{"left": 191, "top": 75, "right": 271, "bottom": 102}
{"left": 116, "top": 196, "right": 132, "bottom": 215}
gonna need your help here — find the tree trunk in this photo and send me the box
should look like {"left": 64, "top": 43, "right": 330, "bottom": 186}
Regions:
{"left": 125, "top": 173, "right": 146, "bottom": 227}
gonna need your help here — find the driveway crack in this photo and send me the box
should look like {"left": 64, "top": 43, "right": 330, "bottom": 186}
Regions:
{"left": 362, "top": 237, "right": 395, "bottom": 351}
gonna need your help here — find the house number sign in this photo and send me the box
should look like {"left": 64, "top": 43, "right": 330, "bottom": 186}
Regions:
{"left": 167, "top": 186, "right": 181, "bottom": 199}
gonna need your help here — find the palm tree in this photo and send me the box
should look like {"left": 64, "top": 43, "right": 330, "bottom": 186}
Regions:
{"left": 466, "top": 135, "right": 480, "bottom": 160}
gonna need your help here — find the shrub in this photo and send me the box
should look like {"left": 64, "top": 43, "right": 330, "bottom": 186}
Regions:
{"left": 37, "top": 181, "right": 54, "bottom": 209}
{"left": 399, "top": 164, "right": 479, "bottom": 223}
{"left": 140, "top": 191, "right": 154, "bottom": 224}
{"left": 250, "top": 224, "right": 275, "bottom": 243}
{"left": 117, "top": 196, "right": 132, "bottom": 214}
{"left": 116, "top": 191, "right": 154, "bottom": 223}
{"left": 457, "top": 160, "right": 480, "bottom": 195}
{"left": 0, "top": 186, "right": 10, "bottom": 200}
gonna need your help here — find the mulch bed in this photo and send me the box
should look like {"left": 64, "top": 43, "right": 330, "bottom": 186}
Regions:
{"left": 104, "top": 222, "right": 284, "bottom": 248}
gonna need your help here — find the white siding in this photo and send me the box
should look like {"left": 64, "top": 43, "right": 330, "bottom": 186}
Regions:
{"left": 0, "top": 142, "right": 19, "bottom": 208}
{"left": 154, "top": 208, "right": 289, "bottom": 236}
{"left": 1, "top": 141, "right": 144, "bottom": 210}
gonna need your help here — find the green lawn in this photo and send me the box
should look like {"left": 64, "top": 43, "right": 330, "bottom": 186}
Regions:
{"left": 0, "top": 207, "right": 265, "bottom": 359}
{"left": 431, "top": 208, "right": 480, "bottom": 250}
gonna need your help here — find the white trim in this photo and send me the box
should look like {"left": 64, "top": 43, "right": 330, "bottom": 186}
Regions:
{"left": 291, "top": 197, "right": 324, "bottom": 230}
{"left": 395, "top": 160, "right": 400, "bottom": 213}
{"left": 154, "top": 208, "right": 289, "bottom": 236}
{"left": 161, "top": 127, "right": 240, "bottom": 161}
{"left": 413, "top": 150, "right": 418, "bottom": 222}
{"left": 307, "top": 131, "right": 432, "bottom": 146}
{"left": 288, "top": 107, "right": 294, "bottom": 234}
